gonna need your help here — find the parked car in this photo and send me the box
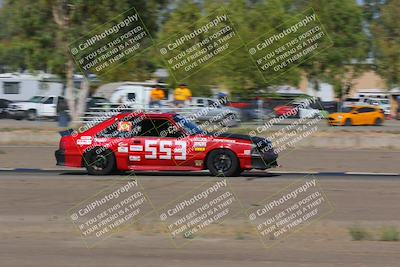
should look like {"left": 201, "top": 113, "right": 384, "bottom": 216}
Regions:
{"left": 274, "top": 105, "right": 298, "bottom": 118}
{"left": 295, "top": 104, "right": 328, "bottom": 118}
{"left": 9, "top": 95, "right": 66, "bottom": 120}
{"left": 229, "top": 100, "right": 275, "bottom": 121}
{"left": 293, "top": 99, "right": 329, "bottom": 119}
{"left": 321, "top": 101, "right": 339, "bottom": 114}
{"left": 342, "top": 97, "right": 362, "bottom": 108}
{"left": 189, "top": 97, "right": 241, "bottom": 127}
{"left": 0, "top": 98, "right": 13, "bottom": 118}
{"left": 327, "top": 106, "right": 384, "bottom": 126}
{"left": 362, "top": 98, "right": 391, "bottom": 116}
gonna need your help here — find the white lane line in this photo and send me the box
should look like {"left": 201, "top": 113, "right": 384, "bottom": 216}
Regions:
{"left": 345, "top": 172, "right": 400, "bottom": 176}
{"left": 0, "top": 168, "right": 15, "bottom": 171}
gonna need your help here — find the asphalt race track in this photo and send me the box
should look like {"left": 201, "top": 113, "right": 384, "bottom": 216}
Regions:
{"left": 0, "top": 170, "right": 399, "bottom": 267}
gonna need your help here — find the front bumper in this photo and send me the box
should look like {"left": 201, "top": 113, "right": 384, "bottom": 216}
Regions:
{"left": 9, "top": 110, "right": 26, "bottom": 118}
{"left": 327, "top": 117, "right": 342, "bottom": 126}
{"left": 251, "top": 150, "right": 278, "bottom": 169}
{"left": 55, "top": 149, "right": 65, "bottom": 166}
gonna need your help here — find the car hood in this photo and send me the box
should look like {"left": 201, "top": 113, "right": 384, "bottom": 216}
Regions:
{"left": 12, "top": 101, "right": 38, "bottom": 105}
{"left": 329, "top": 113, "right": 347, "bottom": 117}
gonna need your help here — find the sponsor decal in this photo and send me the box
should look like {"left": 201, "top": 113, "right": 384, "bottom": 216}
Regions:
{"left": 130, "top": 145, "right": 143, "bottom": 152}
{"left": 194, "top": 147, "right": 206, "bottom": 152}
{"left": 193, "top": 138, "right": 207, "bottom": 142}
{"left": 195, "top": 160, "right": 203, "bottom": 166}
{"left": 129, "top": 155, "right": 141, "bottom": 161}
{"left": 215, "top": 139, "right": 235, "bottom": 143}
{"left": 117, "top": 121, "right": 132, "bottom": 132}
{"left": 244, "top": 149, "right": 251, "bottom": 155}
{"left": 118, "top": 146, "right": 129, "bottom": 153}
{"left": 77, "top": 137, "right": 92, "bottom": 145}
{"left": 94, "top": 138, "right": 107, "bottom": 143}
{"left": 194, "top": 141, "right": 207, "bottom": 147}
{"left": 118, "top": 142, "right": 128, "bottom": 147}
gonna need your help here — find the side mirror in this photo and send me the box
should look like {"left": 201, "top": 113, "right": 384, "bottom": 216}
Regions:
{"left": 351, "top": 111, "right": 358, "bottom": 114}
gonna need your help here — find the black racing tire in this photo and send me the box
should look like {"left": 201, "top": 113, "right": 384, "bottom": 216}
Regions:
{"left": 344, "top": 118, "right": 352, "bottom": 126}
{"left": 84, "top": 148, "right": 116, "bottom": 175}
{"left": 374, "top": 118, "right": 382, "bottom": 126}
{"left": 26, "top": 109, "right": 37, "bottom": 121}
{"left": 232, "top": 167, "right": 243, "bottom": 176}
{"left": 206, "top": 149, "right": 240, "bottom": 177}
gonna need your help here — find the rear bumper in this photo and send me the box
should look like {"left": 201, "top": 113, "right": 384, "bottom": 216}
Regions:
{"left": 251, "top": 150, "right": 278, "bottom": 169}
{"left": 55, "top": 149, "right": 65, "bottom": 166}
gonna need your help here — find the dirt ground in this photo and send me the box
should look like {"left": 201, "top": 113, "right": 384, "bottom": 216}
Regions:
{"left": 0, "top": 173, "right": 399, "bottom": 267}
{"left": 0, "top": 146, "right": 399, "bottom": 173}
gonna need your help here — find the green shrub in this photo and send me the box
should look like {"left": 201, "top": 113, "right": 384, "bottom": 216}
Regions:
{"left": 348, "top": 226, "right": 370, "bottom": 241}
{"left": 381, "top": 227, "right": 399, "bottom": 241}
{"left": 235, "top": 232, "right": 245, "bottom": 240}
{"left": 183, "top": 232, "right": 194, "bottom": 239}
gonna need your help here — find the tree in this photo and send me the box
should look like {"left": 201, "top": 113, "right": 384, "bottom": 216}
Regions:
{"left": 156, "top": 1, "right": 215, "bottom": 96}
{"left": 220, "top": 0, "right": 301, "bottom": 98}
{"left": 0, "top": 0, "right": 166, "bottom": 123}
{"left": 0, "top": 0, "right": 59, "bottom": 72}
{"left": 50, "top": 0, "right": 167, "bottom": 123}
{"left": 159, "top": 0, "right": 369, "bottom": 98}
{"left": 371, "top": 0, "right": 400, "bottom": 88}
{"left": 297, "top": 0, "right": 369, "bottom": 97}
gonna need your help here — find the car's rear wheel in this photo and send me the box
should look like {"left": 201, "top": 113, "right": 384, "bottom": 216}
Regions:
{"left": 344, "top": 118, "right": 352, "bottom": 126}
{"left": 374, "top": 118, "right": 382, "bottom": 126}
{"left": 84, "top": 149, "right": 115, "bottom": 175}
{"left": 207, "top": 149, "right": 240, "bottom": 177}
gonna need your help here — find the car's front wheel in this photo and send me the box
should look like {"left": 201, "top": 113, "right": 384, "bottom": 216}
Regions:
{"left": 374, "top": 118, "right": 382, "bottom": 126}
{"left": 344, "top": 118, "right": 352, "bottom": 126}
{"left": 84, "top": 149, "right": 115, "bottom": 175}
{"left": 26, "top": 109, "right": 37, "bottom": 121}
{"left": 206, "top": 149, "right": 240, "bottom": 177}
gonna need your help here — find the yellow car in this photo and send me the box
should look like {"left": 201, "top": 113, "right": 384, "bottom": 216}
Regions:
{"left": 328, "top": 106, "right": 384, "bottom": 126}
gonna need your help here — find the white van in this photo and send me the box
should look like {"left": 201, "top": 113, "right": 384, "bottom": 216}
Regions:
{"left": 95, "top": 82, "right": 168, "bottom": 108}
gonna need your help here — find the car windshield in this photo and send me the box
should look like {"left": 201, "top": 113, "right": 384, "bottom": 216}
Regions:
{"left": 29, "top": 96, "right": 45, "bottom": 103}
{"left": 173, "top": 115, "right": 205, "bottom": 135}
{"left": 341, "top": 107, "right": 355, "bottom": 113}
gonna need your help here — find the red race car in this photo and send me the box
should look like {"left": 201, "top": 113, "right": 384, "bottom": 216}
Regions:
{"left": 55, "top": 113, "right": 278, "bottom": 176}
{"left": 274, "top": 105, "right": 298, "bottom": 117}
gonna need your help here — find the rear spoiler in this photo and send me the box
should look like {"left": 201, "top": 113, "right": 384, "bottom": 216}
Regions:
{"left": 59, "top": 128, "right": 75, "bottom": 137}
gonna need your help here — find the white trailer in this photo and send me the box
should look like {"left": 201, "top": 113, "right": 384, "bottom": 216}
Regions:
{"left": 94, "top": 81, "right": 168, "bottom": 108}
{"left": 0, "top": 72, "right": 63, "bottom": 101}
